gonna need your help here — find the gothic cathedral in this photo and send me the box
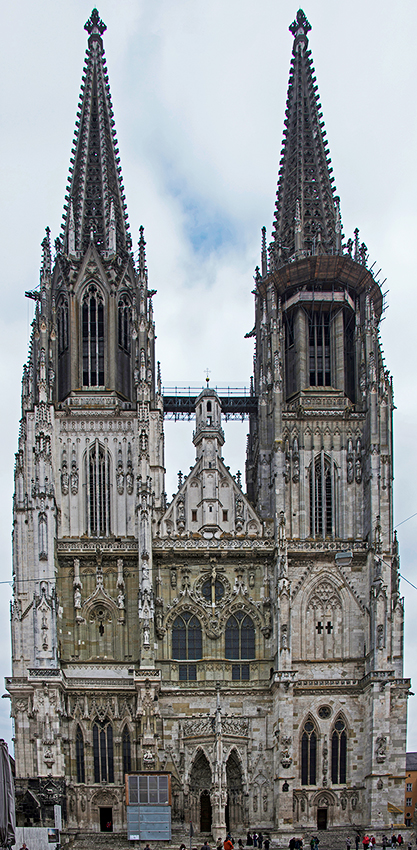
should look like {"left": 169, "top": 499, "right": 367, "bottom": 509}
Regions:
{"left": 7, "top": 7, "right": 409, "bottom": 842}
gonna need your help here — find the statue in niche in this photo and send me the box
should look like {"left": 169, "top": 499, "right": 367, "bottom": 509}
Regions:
{"left": 74, "top": 588, "right": 82, "bottom": 609}
{"left": 375, "top": 735, "right": 387, "bottom": 762}
{"left": 377, "top": 623, "right": 384, "bottom": 648}
{"left": 281, "top": 624, "right": 288, "bottom": 649}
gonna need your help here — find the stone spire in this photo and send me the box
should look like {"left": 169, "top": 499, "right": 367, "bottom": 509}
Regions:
{"left": 60, "top": 8, "right": 131, "bottom": 257}
{"left": 270, "top": 9, "right": 341, "bottom": 263}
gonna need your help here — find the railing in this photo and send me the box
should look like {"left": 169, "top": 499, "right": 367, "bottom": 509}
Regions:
{"left": 162, "top": 385, "right": 257, "bottom": 420}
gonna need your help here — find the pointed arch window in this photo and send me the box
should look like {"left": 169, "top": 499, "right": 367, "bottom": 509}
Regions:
{"left": 225, "top": 611, "right": 255, "bottom": 681}
{"left": 76, "top": 724, "right": 85, "bottom": 784}
{"left": 310, "top": 453, "right": 334, "bottom": 538}
{"left": 309, "top": 310, "right": 330, "bottom": 386}
{"left": 82, "top": 284, "right": 104, "bottom": 386}
{"left": 122, "top": 726, "right": 132, "bottom": 776}
{"left": 172, "top": 612, "right": 202, "bottom": 681}
{"left": 118, "top": 296, "right": 131, "bottom": 354}
{"left": 301, "top": 719, "right": 317, "bottom": 785}
{"left": 86, "top": 441, "right": 111, "bottom": 537}
{"left": 331, "top": 718, "right": 347, "bottom": 784}
{"left": 57, "top": 298, "right": 69, "bottom": 355}
{"left": 93, "top": 718, "right": 114, "bottom": 783}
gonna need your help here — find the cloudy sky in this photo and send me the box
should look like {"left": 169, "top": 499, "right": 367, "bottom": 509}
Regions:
{"left": 0, "top": 0, "right": 416, "bottom": 752}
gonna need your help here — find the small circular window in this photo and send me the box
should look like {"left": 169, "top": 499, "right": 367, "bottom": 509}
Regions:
{"left": 318, "top": 706, "right": 332, "bottom": 719}
{"left": 202, "top": 579, "right": 224, "bottom": 602}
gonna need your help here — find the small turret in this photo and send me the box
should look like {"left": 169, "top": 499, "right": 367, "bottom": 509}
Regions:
{"left": 193, "top": 386, "right": 225, "bottom": 463}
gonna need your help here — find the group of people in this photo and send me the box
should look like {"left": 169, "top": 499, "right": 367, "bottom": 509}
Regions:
{"left": 246, "top": 831, "right": 270, "bottom": 849}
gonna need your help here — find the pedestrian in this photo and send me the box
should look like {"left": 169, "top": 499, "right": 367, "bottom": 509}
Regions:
{"left": 382, "top": 837, "right": 387, "bottom": 850}
{"left": 392, "top": 837, "right": 397, "bottom": 848}
{"left": 315, "top": 839, "right": 320, "bottom": 850}
{"left": 19, "top": 845, "right": 28, "bottom": 850}
{"left": 407, "top": 843, "right": 412, "bottom": 850}
{"left": 363, "top": 838, "right": 370, "bottom": 850}
{"left": 258, "top": 834, "right": 263, "bottom": 849}
{"left": 295, "top": 840, "right": 300, "bottom": 850}
{"left": 247, "top": 835, "right": 253, "bottom": 848}
{"left": 289, "top": 840, "right": 295, "bottom": 850}
{"left": 264, "top": 839, "right": 270, "bottom": 850}
{"left": 310, "top": 839, "right": 315, "bottom": 850}
{"left": 201, "top": 842, "right": 211, "bottom": 850}
{"left": 347, "top": 839, "right": 351, "bottom": 850}
{"left": 224, "top": 838, "right": 233, "bottom": 850}
{"left": 144, "top": 845, "right": 151, "bottom": 850}
{"left": 217, "top": 840, "right": 223, "bottom": 850}
{"left": 253, "top": 835, "right": 257, "bottom": 848}
{"left": 180, "top": 845, "right": 186, "bottom": 850}
{"left": 356, "top": 838, "right": 360, "bottom": 850}
{"left": 398, "top": 838, "right": 403, "bottom": 847}
{"left": 238, "top": 841, "right": 244, "bottom": 850}
{"left": 371, "top": 839, "right": 376, "bottom": 848}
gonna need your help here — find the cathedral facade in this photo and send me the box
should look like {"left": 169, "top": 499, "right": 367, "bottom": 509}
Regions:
{"left": 6, "top": 7, "right": 409, "bottom": 842}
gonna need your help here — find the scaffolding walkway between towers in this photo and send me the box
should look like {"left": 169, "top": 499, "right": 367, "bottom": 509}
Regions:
{"left": 162, "top": 385, "right": 258, "bottom": 420}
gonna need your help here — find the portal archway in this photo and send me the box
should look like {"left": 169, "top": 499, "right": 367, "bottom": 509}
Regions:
{"left": 189, "top": 750, "right": 212, "bottom": 832}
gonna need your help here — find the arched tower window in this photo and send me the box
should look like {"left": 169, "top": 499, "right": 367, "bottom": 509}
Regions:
{"left": 331, "top": 717, "right": 347, "bottom": 784}
{"left": 309, "top": 453, "right": 334, "bottom": 538}
{"left": 225, "top": 611, "right": 255, "bottom": 681}
{"left": 93, "top": 717, "right": 114, "bottom": 783}
{"left": 118, "top": 296, "right": 131, "bottom": 354}
{"left": 82, "top": 284, "right": 104, "bottom": 387}
{"left": 122, "top": 726, "right": 131, "bottom": 776}
{"left": 86, "top": 442, "right": 111, "bottom": 537}
{"left": 76, "top": 724, "right": 85, "bottom": 784}
{"left": 172, "top": 612, "right": 202, "bottom": 682}
{"left": 301, "top": 719, "right": 317, "bottom": 785}
{"left": 57, "top": 299, "right": 69, "bottom": 355}
{"left": 309, "top": 311, "right": 331, "bottom": 386}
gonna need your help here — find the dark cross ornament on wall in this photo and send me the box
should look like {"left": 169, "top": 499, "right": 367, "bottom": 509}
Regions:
{"left": 316, "top": 621, "right": 333, "bottom": 634}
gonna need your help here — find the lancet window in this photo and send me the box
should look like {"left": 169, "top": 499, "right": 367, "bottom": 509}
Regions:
{"left": 86, "top": 441, "right": 111, "bottom": 537}
{"left": 301, "top": 719, "right": 317, "bottom": 785}
{"left": 309, "top": 310, "right": 331, "bottom": 387}
{"left": 118, "top": 296, "right": 131, "bottom": 354}
{"left": 82, "top": 284, "right": 104, "bottom": 387}
{"left": 331, "top": 717, "right": 347, "bottom": 784}
{"left": 172, "top": 612, "right": 202, "bottom": 681}
{"left": 122, "top": 726, "right": 132, "bottom": 776}
{"left": 93, "top": 718, "right": 114, "bottom": 783}
{"left": 76, "top": 724, "right": 85, "bottom": 784}
{"left": 309, "top": 453, "right": 334, "bottom": 538}
{"left": 57, "top": 298, "right": 69, "bottom": 355}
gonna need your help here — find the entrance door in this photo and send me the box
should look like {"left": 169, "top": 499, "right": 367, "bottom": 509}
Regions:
{"left": 200, "top": 791, "right": 212, "bottom": 832}
{"left": 317, "top": 808, "right": 327, "bottom": 830}
{"left": 100, "top": 807, "right": 113, "bottom": 832}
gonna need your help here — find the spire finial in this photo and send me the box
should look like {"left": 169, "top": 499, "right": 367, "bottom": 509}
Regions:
{"left": 289, "top": 9, "right": 311, "bottom": 39}
{"left": 41, "top": 228, "right": 51, "bottom": 278}
{"left": 205, "top": 368, "right": 211, "bottom": 386}
{"left": 84, "top": 9, "right": 107, "bottom": 36}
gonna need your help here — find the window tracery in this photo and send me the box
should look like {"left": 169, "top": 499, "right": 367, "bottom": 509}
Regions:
{"left": 301, "top": 718, "right": 317, "bottom": 785}
{"left": 172, "top": 611, "right": 202, "bottom": 681}
{"left": 93, "top": 717, "right": 114, "bottom": 783}
{"left": 82, "top": 284, "right": 104, "bottom": 387}
{"left": 85, "top": 442, "right": 111, "bottom": 537}
{"left": 331, "top": 716, "right": 347, "bottom": 784}
{"left": 309, "top": 453, "right": 335, "bottom": 538}
{"left": 225, "top": 611, "right": 255, "bottom": 681}
{"left": 57, "top": 298, "right": 69, "bottom": 355}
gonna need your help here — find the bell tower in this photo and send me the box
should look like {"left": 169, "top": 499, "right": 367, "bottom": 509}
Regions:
{"left": 246, "top": 8, "right": 408, "bottom": 830}
{"left": 8, "top": 8, "right": 165, "bottom": 830}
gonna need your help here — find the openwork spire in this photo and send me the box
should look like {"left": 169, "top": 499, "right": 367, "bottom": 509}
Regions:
{"left": 60, "top": 9, "right": 131, "bottom": 257}
{"left": 270, "top": 9, "right": 340, "bottom": 263}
